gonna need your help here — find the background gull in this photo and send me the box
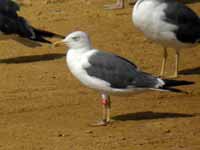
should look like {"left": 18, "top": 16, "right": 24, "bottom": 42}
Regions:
{"left": 0, "top": 0, "right": 64, "bottom": 47}
{"left": 54, "top": 31, "right": 193, "bottom": 126}
{"left": 133, "top": 0, "right": 200, "bottom": 78}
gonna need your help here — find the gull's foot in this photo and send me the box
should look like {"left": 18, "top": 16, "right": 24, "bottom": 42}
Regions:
{"left": 104, "top": 4, "right": 124, "bottom": 10}
{"left": 158, "top": 74, "right": 165, "bottom": 79}
{"left": 89, "top": 120, "right": 108, "bottom": 127}
{"left": 167, "top": 74, "right": 179, "bottom": 79}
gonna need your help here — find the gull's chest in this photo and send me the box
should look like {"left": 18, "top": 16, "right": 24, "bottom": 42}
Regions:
{"left": 66, "top": 49, "right": 112, "bottom": 91}
{"left": 133, "top": 2, "right": 159, "bottom": 29}
{"left": 133, "top": 1, "right": 178, "bottom": 46}
{"left": 66, "top": 50, "right": 96, "bottom": 84}
{"left": 67, "top": 51, "right": 85, "bottom": 77}
{"left": 133, "top": 2, "right": 169, "bottom": 37}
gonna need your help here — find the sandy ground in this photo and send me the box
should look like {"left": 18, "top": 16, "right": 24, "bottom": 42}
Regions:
{"left": 0, "top": 0, "right": 200, "bottom": 150}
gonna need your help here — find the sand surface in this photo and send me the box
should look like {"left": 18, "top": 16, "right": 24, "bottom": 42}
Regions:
{"left": 0, "top": 0, "right": 200, "bottom": 149}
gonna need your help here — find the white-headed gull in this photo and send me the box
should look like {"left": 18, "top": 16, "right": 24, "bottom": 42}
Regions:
{"left": 53, "top": 31, "right": 191, "bottom": 126}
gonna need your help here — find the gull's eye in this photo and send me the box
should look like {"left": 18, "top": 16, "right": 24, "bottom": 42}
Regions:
{"left": 72, "top": 36, "right": 80, "bottom": 41}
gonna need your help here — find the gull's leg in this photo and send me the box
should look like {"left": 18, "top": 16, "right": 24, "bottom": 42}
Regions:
{"left": 90, "top": 93, "right": 109, "bottom": 126}
{"left": 106, "top": 96, "right": 111, "bottom": 123}
{"left": 104, "top": 0, "right": 124, "bottom": 10}
{"left": 160, "top": 47, "right": 168, "bottom": 77}
{"left": 102, "top": 98, "right": 107, "bottom": 123}
{"left": 168, "top": 49, "right": 180, "bottom": 78}
{"left": 174, "top": 49, "right": 180, "bottom": 78}
{"left": 128, "top": 0, "right": 137, "bottom": 5}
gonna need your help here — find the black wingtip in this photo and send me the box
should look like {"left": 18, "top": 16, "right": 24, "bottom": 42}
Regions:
{"left": 32, "top": 36, "right": 52, "bottom": 44}
{"left": 159, "top": 79, "right": 194, "bottom": 94}
{"left": 161, "top": 87, "right": 187, "bottom": 94}
{"left": 27, "top": 28, "right": 65, "bottom": 44}
{"left": 163, "top": 79, "right": 195, "bottom": 87}
{"left": 33, "top": 28, "right": 65, "bottom": 39}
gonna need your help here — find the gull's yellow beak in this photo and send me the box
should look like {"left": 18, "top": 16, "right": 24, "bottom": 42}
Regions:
{"left": 53, "top": 40, "right": 65, "bottom": 47}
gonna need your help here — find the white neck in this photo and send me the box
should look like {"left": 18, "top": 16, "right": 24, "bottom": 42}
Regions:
{"left": 68, "top": 46, "right": 92, "bottom": 55}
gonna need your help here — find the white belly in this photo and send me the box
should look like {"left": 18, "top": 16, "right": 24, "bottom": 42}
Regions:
{"left": 132, "top": 0, "right": 188, "bottom": 48}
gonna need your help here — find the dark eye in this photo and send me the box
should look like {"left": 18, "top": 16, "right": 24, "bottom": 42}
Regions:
{"left": 72, "top": 36, "right": 80, "bottom": 41}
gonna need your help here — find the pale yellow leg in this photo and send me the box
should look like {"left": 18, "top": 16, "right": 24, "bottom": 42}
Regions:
{"left": 174, "top": 49, "right": 180, "bottom": 78}
{"left": 106, "top": 96, "right": 111, "bottom": 123}
{"left": 160, "top": 47, "right": 168, "bottom": 77}
{"left": 102, "top": 103, "right": 107, "bottom": 122}
{"left": 90, "top": 94, "right": 110, "bottom": 126}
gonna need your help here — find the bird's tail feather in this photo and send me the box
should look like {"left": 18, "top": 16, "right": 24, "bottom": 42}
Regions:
{"left": 30, "top": 28, "right": 65, "bottom": 44}
{"left": 163, "top": 79, "right": 194, "bottom": 87}
{"left": 31, "top": 35, "right": 52, "bottom": 44}
{"left": 158, "top": 87, "right": 186, "bottom": 93}
{"left": 157, "top": 79, "right": 194, "bottom": 93}
{"left": 151, "top": 87, "right": 185, "bottom": 93}
{"left": 33, "top": 28, "right": 65, "bottom": 39}
{"left": 17, "top": 17, "right": 64, "bottom": 44}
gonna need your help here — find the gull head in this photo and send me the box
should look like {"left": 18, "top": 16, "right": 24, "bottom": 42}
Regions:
{"left": 53, "top": 31, "right": 92, "bottom": 49}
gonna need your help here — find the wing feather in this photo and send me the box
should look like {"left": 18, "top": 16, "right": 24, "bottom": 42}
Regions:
{"left": 85, "top": 51, "right": 162, "bottom": 89}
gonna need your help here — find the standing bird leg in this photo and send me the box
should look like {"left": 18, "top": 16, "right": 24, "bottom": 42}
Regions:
{"left": 160, "top": 47, "right": 168, "bottom": 77}
{"left": 174, "top": 49, "right": 180, "bottom": 78}
{"left": 104, "top": 0, "right": 124, "bottom": 10}
{"left": 90, "top": 93, "right": 111, "bottom": 126}
{"left": 101, "top": 93, "right": 111, "bottom": 125}
{"left": 106, "top": 96, "right": 111, "bottom": 123}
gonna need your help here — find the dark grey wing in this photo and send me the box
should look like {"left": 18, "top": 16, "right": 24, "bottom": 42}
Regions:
{"left": 0, "top": 0, "right": 19, "bottom": 17}
{"left": 0, "top": 14, "right": 61, "bottom": 43}
{"left": 0, "top": 14, "right": 36, "bottom": 39}
{"left": 163, "top": 0, "right": 200, "bottom": 43}
{"left": 0, "top": 0, "right": 64, "bottom": 44}
{"left": 85, "top": 51, "right": 161, "bottom": 89}
{"left": 0, "top": 0, "right": 37, "bottom": 40}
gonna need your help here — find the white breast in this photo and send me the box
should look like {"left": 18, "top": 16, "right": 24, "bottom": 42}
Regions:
{"left": 132, "top": 0, "right": 181, "bottom": 48}
{"left": 66, "top": 49, "right": 112, "bottom": 92}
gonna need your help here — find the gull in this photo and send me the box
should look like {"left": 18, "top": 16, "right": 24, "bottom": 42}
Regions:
{"left": 0, "top": 0, "right": 64, "bottom": 47}
{"left": 54, "top": 31, "right": 191, "bottom": 126}
{"left": 132, "top": 0, "right": 200, "bottom": 78}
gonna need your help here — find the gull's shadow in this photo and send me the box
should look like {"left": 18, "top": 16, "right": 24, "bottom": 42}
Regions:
{"left": 0, "top": 53, "right": 65, "bottom": 64}
{"left": 112, "top": 111, "right": 195, "bottom": 121}
{"left": 179, "top": 67, "right": 200, "bottom": 75}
